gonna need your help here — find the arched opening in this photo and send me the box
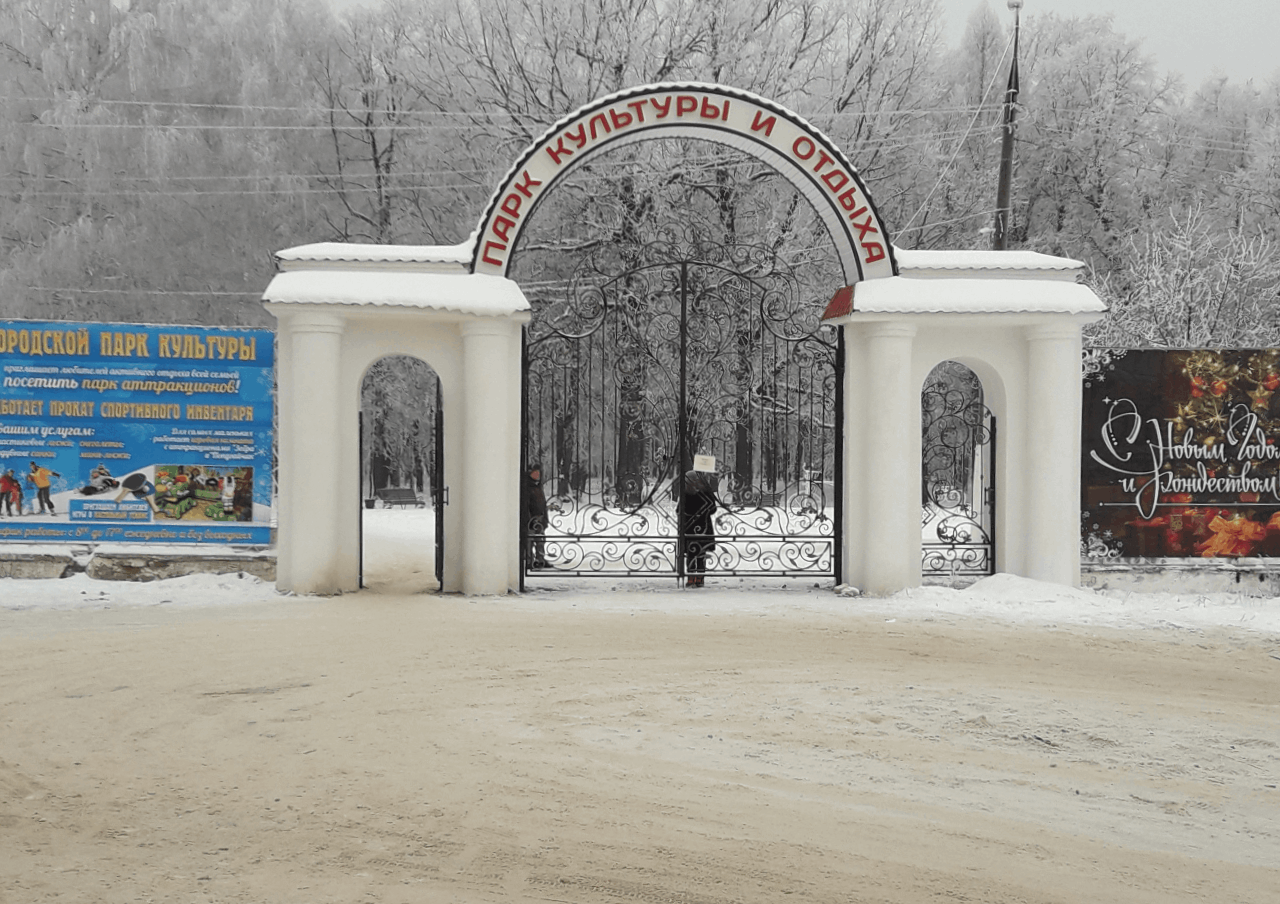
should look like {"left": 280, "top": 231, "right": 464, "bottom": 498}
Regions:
{"left": 511, "top": 136, "right": 845, "bottom": 584}
{"left": 921, "top": 360, "right": 996, "bottom": 583}
{"left": 359, "top": 354, "right": 444, "bottom": 593}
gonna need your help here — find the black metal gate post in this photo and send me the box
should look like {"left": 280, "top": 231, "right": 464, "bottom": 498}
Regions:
{"left": 676, "top": 260, "right": 689, "bottom": 585}
{"left": 358, "top": 408, "right": 364, "bottom": 589}
{"left": 433, "top": 378, "right": 445, "bottom": 589}
{"left": 834, "top": 326, "right": 845, "bottom": 585}
{"left": 519, "top": 329, "right": 529, "bottom": 593}
{"left": 986, "top": 416, "right": 997, "bottom": 575}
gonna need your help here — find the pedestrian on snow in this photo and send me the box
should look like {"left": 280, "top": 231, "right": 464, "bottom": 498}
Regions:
{"left": 681, "top": 468, "right": 720, "bottom": 587}
{"left": 522, "top": 463, "right": 549, "bottom": 569}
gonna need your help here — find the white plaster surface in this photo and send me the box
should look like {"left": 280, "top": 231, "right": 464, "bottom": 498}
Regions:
{"left": 263, "top": 270, "right": 529, "bottom": 315}
{"left": 265, "top": 257, "right": 528, "bottom": 596}
{"left": 851, "top": 276, "right": 1107, "bottom": 314}
{"left": 895, "top": 248, "right": 1085, "bottom": 275}
{"left": 274, "top": 241, "right": 473, "bottom": 266}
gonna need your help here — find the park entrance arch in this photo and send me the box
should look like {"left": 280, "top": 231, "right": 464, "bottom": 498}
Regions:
{"left": 265, "top": 82, "right": 1105, "bottom": 598}
{"left": 480, "top": 84, "right": 895, "bottom": 585}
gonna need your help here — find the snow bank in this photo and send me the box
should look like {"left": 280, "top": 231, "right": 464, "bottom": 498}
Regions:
{"left": 2, "top": 508, "right": 1280, "bottom": 636}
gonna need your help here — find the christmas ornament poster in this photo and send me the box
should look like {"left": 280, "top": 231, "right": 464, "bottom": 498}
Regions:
{"left": 1082, "top": 349, "right": 1280, "bottom": 559}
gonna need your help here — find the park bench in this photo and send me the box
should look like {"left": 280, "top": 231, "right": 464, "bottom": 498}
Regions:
{"left": 375, "top": 487, "right": 425, "bottom": 508}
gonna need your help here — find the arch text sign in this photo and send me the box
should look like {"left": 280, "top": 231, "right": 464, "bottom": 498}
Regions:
{"left": 471, "top": 83, "right": 896, "bottom": 284}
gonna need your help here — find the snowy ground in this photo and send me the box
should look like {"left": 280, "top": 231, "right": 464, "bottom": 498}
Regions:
{"left": 2, "top": 509, "right": 1278, "bottom": 903}
{"left": 2, "top": 508, "right": 1279, "bottom": 637}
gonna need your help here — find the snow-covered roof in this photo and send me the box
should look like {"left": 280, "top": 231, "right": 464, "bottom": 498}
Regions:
{"left": 894, "top": 248, "right": 1084, "bottom": 280}
{"left": 823, "top": 277, "right": 1106, "bottom": 319}
{"left": 262, "top": 269, "right": 529, "bottom": 317}
{"left": 274, "top": 241, "right": 472, "bottom": 271}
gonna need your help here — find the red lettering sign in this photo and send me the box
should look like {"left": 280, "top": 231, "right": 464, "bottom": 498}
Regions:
{"left": 473, "top": 85, "right": 893, "bottom": 281}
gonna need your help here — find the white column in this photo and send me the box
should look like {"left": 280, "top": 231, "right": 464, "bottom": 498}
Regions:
{"left": 285, "top": 310, "right": 345, "bottom": 594}
{"left": 862, "top": 322, "right": 918, "bottom": 595}
{"left": 460, "top": 318, "right": 512, "bottom": 595}
{"left": 1025, "top": 323, "right": 1082, "bottom": 586}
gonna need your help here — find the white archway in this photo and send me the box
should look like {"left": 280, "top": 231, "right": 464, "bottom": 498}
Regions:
{"left": 824, "top": 250, "right": 1106, "bottom": 595}
{"left": 358, "top": 354, "right": 442, "bottom": 589}
{"left": 264, "top": 257, "right": 528, "bottom": 596}
{"left": 263, "top": 86, "right": 1106, "bottom": 597}
{"left": 920, "top": 360, "right": 998, "bottom": 580}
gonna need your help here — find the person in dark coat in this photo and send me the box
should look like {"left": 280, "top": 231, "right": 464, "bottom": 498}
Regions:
{"left": 681, "top": 469, "right": 719, "bottom": 587}
{"left": 522, "top": 463, "right": 549, "bottom": 568}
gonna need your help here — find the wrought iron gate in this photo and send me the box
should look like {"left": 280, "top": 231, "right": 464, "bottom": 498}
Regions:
{"left": 522, "top": 240, "right": 841, "bottom": 581}
{"left": 432, "top": 379, "right": 445, "bottom": 587}
{"left": 920, "top": 366, "right": 996, "bottom": 578}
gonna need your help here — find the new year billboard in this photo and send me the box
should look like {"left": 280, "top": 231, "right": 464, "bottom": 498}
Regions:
{"left": 1083, "top": 349, "right": 1280, "bottom": 559}
{"left": 0, "top": 320, "right": 273, "bottom": 545}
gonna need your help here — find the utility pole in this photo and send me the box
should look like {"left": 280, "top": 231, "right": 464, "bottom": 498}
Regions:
{"left": 992, "top": 0, "right": 1023, "bottom": 250}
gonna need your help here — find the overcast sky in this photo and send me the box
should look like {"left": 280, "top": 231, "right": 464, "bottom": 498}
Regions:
{"left": 330, "top": 0, "right": 1278, "bottom": 89}
{"left": 941, "top": 0, "right": 1279, "bottom": 87}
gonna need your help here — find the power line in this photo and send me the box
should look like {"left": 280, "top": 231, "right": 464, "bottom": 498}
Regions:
{"left": 25, "top": 286, "right": 263, "bottom": 296}
{"left": 0, "top": 94, "right": 1009, "bottom": 119}
{"left": 10, "top": 121, "right": 486, "bottom": 132}
{"left": 894, "top": 208, "right": 999, "bottom": 236}
{"left": 0, "top": 168, "right": 497, "bottom": 184}
{"left": 0, "top": 127, "right": 1245, "bottom": 194}
{"left": 1030, "top": 122, "right": 1261, "bottom": 154}
{"left": 9, "top": 117, "right": 1010, "bottom": 134}
{"left": 0, "top": 131, "right": 1010, "bottom": 198}
{"left": 903, "top": 32, "right": 1015, "bottom": 232}
{"left": 8, "top": 183, "right": 488, "bottom": 198}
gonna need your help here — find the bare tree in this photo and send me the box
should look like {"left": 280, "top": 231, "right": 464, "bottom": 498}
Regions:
{"left": 1087, "top": 205, "right": 1280, "bottom": 348}
{"left": 0, "top": 0, "right": 332, "bottom": 324}
{"left": 1016, "top": 13, "right": 1174, "bottom": 272}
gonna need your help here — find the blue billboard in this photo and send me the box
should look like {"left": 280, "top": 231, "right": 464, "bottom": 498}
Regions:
{"left": 0, "top": 320, "right": 274, "bottom": 545}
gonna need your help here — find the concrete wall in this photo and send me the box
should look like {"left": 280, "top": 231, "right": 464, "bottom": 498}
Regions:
{"left": 0, "top": 549, "right": 275, "bottom": 581}
{"left": 841, "top": 312, "right": 1090, "bottom": 596}
{"left": 269, "top": 303, "right": 526, "bottom": 597}
{"left": 265, "top": 267, "right": 1095, "bottom": 599}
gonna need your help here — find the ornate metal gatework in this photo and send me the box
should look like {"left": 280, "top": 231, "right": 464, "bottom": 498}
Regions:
{"left": 921, "top": 364, "right": 996, "bottom": 578}
{"left": 523, "top": 238, "right": 841, "bottom": 580}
